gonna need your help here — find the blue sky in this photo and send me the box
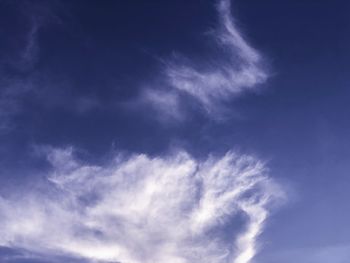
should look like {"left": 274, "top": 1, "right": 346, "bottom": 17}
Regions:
{"left": 0, "top": 0, "right": 349, "bottom": 262}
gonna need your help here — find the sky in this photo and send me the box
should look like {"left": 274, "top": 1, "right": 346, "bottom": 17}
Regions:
{"left": 0, "top": 0, "right": 349, "bottom": 262}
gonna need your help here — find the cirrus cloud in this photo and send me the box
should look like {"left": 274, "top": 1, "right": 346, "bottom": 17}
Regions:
{"left": 0, "top": 148, "right": 283, "bottom": 263}
{"left": 142, "top": 0, "right": 268, "bottom": 121}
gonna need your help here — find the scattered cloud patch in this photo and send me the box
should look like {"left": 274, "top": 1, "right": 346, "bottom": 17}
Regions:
{"left": 0, "top": 148, "right": 283, "bottom": 263}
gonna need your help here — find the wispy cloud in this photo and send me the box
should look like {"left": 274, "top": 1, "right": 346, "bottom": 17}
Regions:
{"left": 0, "top": 147, "right": 283, "bottom": 263}
{"left": 1, "top": 0, "right": 61, "bottom": 72}
{"left": 0, "top": 2, "right": 283, "bottom": 263}
{"left": 143, "top": 0, "right": 268, "bottom": 121}
{"left": 0, "top": 0, "right": 60, "bottom": 131}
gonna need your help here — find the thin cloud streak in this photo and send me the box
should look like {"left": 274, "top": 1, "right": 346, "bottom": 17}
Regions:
{"left": 0, "top": 148, "right": 283, "bottom": 263}
{"left": 0, "top": 0, "right": 60, "bottom": 131}
{"left": 144, "top": 0, "right": 268, "bottom": 120}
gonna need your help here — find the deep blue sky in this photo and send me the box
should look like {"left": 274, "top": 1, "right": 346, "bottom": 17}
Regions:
{"left": 0, "top": 1, "right": 350, "bottom": 262}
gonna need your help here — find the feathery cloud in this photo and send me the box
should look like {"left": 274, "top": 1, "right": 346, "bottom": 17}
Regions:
{"left": 143, "top": 0, "right": 268, "bottom": 120}
{"left": 0, "top": 148, "right": 283, "bottom": 263}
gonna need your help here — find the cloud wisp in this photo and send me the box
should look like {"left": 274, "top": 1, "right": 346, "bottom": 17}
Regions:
{"left": 0, "top": 148, "right": 283, "bottom": 263}
{"left": 143, "top": 0, "right": 268, "bottom": 121}
{"left": 0, "top": 0, "right": 60, "bottom": 132}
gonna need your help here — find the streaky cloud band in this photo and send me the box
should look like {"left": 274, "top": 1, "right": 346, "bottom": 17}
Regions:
{"left": 0, "top": 148, "right": 283, "bottom": 263}
{"left": 143, "top": 0, "right": 268, "bottom": 121}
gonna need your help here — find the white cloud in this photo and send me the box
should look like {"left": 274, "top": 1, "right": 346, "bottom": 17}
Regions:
{"left": 144, "top": 0, "right": 268, "bottom": 120}
{"left": 0, "top": 148, "right": 283, "bottom": 263}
